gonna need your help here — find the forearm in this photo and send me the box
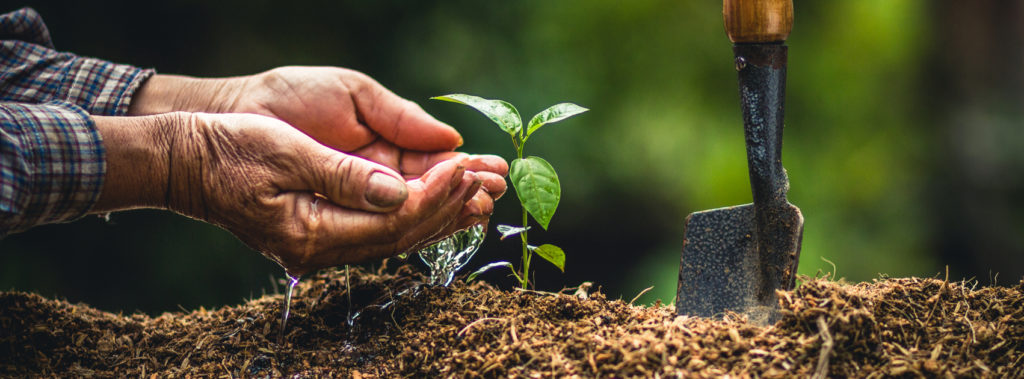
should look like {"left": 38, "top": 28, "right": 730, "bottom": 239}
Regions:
{"left": 91, "top": 113, "right": 182, "bottom": 212}
{"left": 128, "top": 74, "right": 253, "bottom": 116}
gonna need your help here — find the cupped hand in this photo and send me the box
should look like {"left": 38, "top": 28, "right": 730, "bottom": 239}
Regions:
{"left": 129, "top": 66, "right": 508, "bottom": 214}
{"left": 97, "top": 112, "right": 498, "bottom": 275}
{"left": 234, "top": 67, "right": 510, "bottom": 194}
{"left": 233, "top": 66, "right": 460, "bottom": 153}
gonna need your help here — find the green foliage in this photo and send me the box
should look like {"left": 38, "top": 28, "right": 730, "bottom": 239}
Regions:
{"left": 431, "top": 94, "right": 522, "bottom": 136}
{"left": 435, "top": 94, "right": 586, "bottom": 288}
{"left": 1, "top": 1, "right": 956, "bottom": 313}
{"left": 510, "top": 156, "right": 560, "bottom": 230}
{"left": 533, "top": 244, "right": 565, "bottom": 272}
{"left": 526, "top": 103, "right": 588, "bottom": 140}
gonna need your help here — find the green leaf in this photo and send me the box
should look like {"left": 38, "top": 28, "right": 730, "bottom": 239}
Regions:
{"left": 496, "top": 224, "right": 530, "bottom": 240}
{"left": 466, "top": 261, "right": 514, "bottom": 283}
{"left": 525, "top": 103, "right": 588, "bottom": 139}
{"left": 533, "top": 244, "right": 565, "bottom": 272}
{"left": 431, "top": 94, "right": 521, "bottom": 136}
{"left": 510, "top": 156, "right": 561, "bottom": 230}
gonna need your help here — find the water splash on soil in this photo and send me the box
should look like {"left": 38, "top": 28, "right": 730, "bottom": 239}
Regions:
{"left": 417, "top": 225, "right": 486, "bottom": 286}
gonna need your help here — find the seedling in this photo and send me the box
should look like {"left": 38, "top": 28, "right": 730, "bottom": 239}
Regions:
{"left": 432, "top": 94, "right": 587, "bottom": 288}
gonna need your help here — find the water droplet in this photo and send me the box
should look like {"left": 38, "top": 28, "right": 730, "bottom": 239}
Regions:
{"left": 277, "top": 274, "right": 300, "bottom": 345}
{"left": 416, "top": 224, "right": 486, "bottom": 286}
{"left": 735, "top": 56, "right": 747, "bottom": 71}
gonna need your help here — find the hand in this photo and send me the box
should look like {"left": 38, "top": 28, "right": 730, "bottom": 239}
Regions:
{"left": 129, "top": 66, "right": 508, "bottom": 213}
{"left": 93, "top": 112, "right": 493, "bottom": 275}
{"left": 230, "top": 66, "right": 460, "bottom": 153}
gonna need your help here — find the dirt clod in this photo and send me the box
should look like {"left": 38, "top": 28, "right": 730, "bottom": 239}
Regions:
{"left": 1, "top": 264, "right": 1022, "bottom": 377}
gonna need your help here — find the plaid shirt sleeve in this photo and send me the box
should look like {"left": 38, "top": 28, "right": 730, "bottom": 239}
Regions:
{"left": 1, "top": 101, "right": 104, "bottom": 235}
{"left": 0, "top": 8, "right": 154, "bottom": 115}
{"left": 0, "top": 8, "right": 155, "bottom": 236}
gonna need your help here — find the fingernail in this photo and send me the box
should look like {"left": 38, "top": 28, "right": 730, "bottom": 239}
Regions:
{"left": 451, "top": 165, "right": 466, "bottom": 188}
{"left": 457, "top": 136, "right": 464, "bottom": 147}
{"left": 366, "top": 172, "right": 408, "bottom": 207}
{"left": 464, "top": 178, "right": 482, "bottom": 201}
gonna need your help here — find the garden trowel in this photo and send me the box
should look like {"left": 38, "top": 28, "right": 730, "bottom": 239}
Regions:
{"left": 675, "top": 0, "right": 803, "bottom": 324}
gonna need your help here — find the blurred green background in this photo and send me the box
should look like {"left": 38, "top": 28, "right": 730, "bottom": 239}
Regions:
{"left": 2, "top": 1, "right": 1022, "bottom": 314}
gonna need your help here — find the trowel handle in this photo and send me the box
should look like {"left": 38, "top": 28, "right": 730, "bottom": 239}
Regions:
{"left": 723, "top": 0, "right": 793, "bottom": 43}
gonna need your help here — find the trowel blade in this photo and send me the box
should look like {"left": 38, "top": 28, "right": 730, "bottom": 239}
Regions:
{"left": 675, "top": 202, "right": 803, "bottom": 325}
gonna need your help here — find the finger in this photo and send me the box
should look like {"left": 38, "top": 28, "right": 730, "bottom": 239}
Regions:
{"left": 278, "top": 168, "right": 479, "bottom": 272}
{"left": 351, "top": 139, "right": 401, "bottom": 172}
{"left": 299, "top": 148, "right": 410, "bottom": 213}
{"left": 315, "top": 160, "right": 466, "bottom": 247}
{"left": 426, "top": 193, "right": 495, "bottom": 250}
{"left": 386, "top": 174, "right": 483, "bottom": 255}
{"left": 256, "top": 68, "right": 376, "bottom": 151}
{"left": 463, "top": 154, "right": 509, "bottom": 177}
{"left": 400, "top": 151, "right": 466, "bottom": 177}
{"left": 473, "top": 171, "right": 507, "bottom": 200}
{"left": 400, "top": 152, "right": 508, "bottom": 178}
{"left": 345, "top": 71, "right": 463, "bottom": 151}
{"left": 461, "top": 191, "right": 495, "bottom": 225}
{"left": 318, "top": 168, "right": 479, "bottom": 263}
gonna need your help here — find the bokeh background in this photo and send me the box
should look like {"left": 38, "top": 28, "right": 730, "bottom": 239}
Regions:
{"left": 2, "top": 0, "right": 1022, "bottom": 315}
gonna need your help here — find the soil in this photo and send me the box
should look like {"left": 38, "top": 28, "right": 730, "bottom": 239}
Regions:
{"left": 1, "top": 263, "right": 1022, "bottom": 378}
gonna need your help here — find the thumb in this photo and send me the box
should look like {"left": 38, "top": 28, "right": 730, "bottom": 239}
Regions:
{"left": 347, "top": 72, "right": 463, "bottom": 151}
{"left": 305, "top": 150, "right": 409, "bottom": 213}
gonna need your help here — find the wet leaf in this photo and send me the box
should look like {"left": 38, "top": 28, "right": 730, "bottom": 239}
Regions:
{"left": 526, "top": 103, "right": 588, "bottom": 139}
{"left": 533, "top": 244, "right": 565, "bottom": 272}
{"left": 496, "top": 224, "right": 531, "bottom": 240}
{"left": 432, "top": 94, "right": 522, "bottom": 136}
{"left": 510, "top": 156, "right": 560, "bottom": 230}
{"left": 466, "top": 261, "right": 514, "bottom": 283}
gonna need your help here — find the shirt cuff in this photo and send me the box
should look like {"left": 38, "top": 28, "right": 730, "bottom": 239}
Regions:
{"left": 0, "top": 101, "right": 104, "bottom": 236}
{"left": 66, "top": 57, "right": 155, "bottom": 116}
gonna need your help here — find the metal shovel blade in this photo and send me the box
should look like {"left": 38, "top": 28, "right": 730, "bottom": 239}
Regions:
{"left": 675, "top": 43, "right": 803, "bottom": 325}
{"left": 676, "top": 202, "right": 802, "bottom": 324}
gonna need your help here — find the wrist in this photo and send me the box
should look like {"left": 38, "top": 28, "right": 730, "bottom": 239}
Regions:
{"left": 128, "top": 74, "right": 253, "bottom": 115}
{"left": 92, "top": 112, "right": 189, "bottom": 212}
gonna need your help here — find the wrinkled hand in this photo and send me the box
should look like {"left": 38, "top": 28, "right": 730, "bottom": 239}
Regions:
{"left": 237, "top": 67, "right": 508, "bottom": 218}
{"left": 94, "top": 112, "right": 499, "bottom": 275}
{"left": 231, "top": 66, "right": 457, "bottom": 153}
{"left": 129, "top": 66, "right": 507, "bottom": 222}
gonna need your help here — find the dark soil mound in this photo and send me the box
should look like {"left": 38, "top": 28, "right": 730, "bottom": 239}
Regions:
{"left": 1, "top": 264, "right": 1022, "bottom": 377}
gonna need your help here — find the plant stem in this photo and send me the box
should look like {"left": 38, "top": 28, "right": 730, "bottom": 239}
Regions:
{"left": 515, "top": 137, "right": 530, "bottom": 289}
{"left": 521, "top": 207, "right": 530, "bottom": 288}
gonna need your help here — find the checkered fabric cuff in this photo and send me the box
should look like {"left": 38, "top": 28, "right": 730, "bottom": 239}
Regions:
{"left": 0, "top": 7, "right": 53, "bottom": 48}
{"left": 0, "top": 101, "right": 104, "bottom": 236}
{"left": 0, "top": 39, "right": 154, "bottom": 116}
{"left": 1, "top": 8, "right": 155, "bottom": 117}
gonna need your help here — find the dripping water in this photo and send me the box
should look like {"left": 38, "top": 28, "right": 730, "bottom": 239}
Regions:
{"left": 345, "top": 265, "right": 355, "bottom": 326}
{"left": 277, "top": 274, "right": 300, "bottom": 345}
{"left": 417, "top": 224, "right": 486, "bottom": 286}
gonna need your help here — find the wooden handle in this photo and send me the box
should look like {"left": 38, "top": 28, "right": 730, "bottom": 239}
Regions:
{"left": 723, "top": 0, "right": 793, "bottom": 43}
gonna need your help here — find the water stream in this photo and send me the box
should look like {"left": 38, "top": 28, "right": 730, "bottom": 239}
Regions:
{"left": 277, "top": 220, "right": 486, "bottom": 336}
{"left": 277, "top": 274, "right": 300, "bottom": 345}
{"left": 417, "top": 224, "right": 486, "bottom": 286}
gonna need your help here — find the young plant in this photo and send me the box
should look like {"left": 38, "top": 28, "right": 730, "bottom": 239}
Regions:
{"left": 432, "top": 94, "right": 587, "bottom": 288}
